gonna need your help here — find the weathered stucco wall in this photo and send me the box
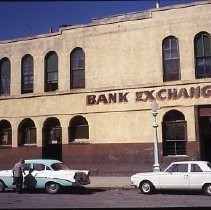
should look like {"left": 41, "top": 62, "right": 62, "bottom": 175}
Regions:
{"left": 0, "top": 1, "right": 210, "bottom": 174}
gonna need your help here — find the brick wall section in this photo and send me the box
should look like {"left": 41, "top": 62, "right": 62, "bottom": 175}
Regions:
{"left": 0, "top": 142, "right": 197, "bottom": 175}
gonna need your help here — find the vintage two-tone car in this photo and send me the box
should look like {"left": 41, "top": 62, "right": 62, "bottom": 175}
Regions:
{"left": 0, "top": 159, "right": 90, "bottom": 194}
{"left": 131, "top": 161, "right": 211, "bottom": 195}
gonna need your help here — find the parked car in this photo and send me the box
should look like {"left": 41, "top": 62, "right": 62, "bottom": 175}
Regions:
{"left": 131, "top": 161, "right": 211, "bottom": 195}
{"left": 0, "top": 159, "right": 90, "bottom": 194}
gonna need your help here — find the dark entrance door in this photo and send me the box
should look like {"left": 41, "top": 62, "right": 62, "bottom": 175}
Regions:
{"left": 199, "top": 116, "right": 211, "bottom": 161}
{"left": 42, "top": 143, "right": 62, "bottom": 161}
{"left": 198, "top": 106, "right": 211, "bottom": 162}
{"left": 42, "top": 118, "right": 62, "bottom": 161}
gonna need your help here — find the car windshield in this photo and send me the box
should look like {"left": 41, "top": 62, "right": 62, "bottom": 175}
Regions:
{"left": 51, "top": 163, "right": 69, "bottom": 171}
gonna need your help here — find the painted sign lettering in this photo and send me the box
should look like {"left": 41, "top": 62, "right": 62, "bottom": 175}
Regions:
{"left": 87, "top": 92, "right": 129, "bottom": 105}
{"left": 86, "top": 85, "right": 211, "bottom": 105}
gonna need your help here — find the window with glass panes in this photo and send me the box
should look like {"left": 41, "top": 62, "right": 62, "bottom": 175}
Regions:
{"left": 162, "top": 36, "right": 180, "bottom": 82}
{"left": 24, "top": 127, "right": 36, "bottom": 145}
{"left": 194, "top": 32, "right": 211, "bottom": 78}
{"left": 45, "top": 52, "right": 58, "bottom": 92}
{"left": 70, "top": 48, "right": 85, "bottom": 89}
{"left": 0, "top": 58, "right": 10, "bottom": 95}
{"left": 21, "top": 55, "right": 34, "bottom": 94}
{"left": 69, "top": 116, "right": 89, "bottom": 142}
{"left": 0, "top": 120, "right": 12, "bottom": 146}
{"left": 162, "top": 110, "right": 187, "bottom": 156}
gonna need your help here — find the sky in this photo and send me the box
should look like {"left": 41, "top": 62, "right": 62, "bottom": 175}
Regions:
{"left": 0, "top": 0, "right": 203, "bottom": 41}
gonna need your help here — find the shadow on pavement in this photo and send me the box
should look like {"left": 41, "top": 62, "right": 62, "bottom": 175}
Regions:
{"left": 3, "top": 186, "right": 106, "bottom": 195}
{"left": 137, "top": 189, "right": 204, "bottom": 196}
{"left": 61, "top": 186, "right": 106, "bottom": 194}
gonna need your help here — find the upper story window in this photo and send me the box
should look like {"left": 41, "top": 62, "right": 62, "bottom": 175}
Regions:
{"left": 0, "top": 58, "right": 10, "bottom": 96}
{"left": 21, "top": 54, "right": 34, "bottom": 94}
{"left": 70, "top": 48, "right": 85, "bottom": 89}
{"left": 194, "top": 32, "right": 211, "bottom": 79}
{"left": 44, "top": 51, "right": 58, "bottom": 92}
{"left": 162, "top": 36, "right": 180, "bottom": 82}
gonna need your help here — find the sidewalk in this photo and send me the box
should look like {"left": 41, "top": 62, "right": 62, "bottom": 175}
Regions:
{"left": 87, "top": 176, "right": 133, "bottom": 189}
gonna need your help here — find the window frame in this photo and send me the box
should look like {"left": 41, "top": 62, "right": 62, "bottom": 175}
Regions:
{"left": 194, "top": 32, "right": 211, "bottom": 79}
{"left": 191, "top": 164, "right": 203, "bottom": 172}
{"left": 70, "top": 48, "right": 85, "bottom": 89}
{"left": 0, "top": 58, "right": 10, "bottom": 96}
{"left": 162, "top": 110, "right": 187, "bottom": 156}
{"left": 44, "top": 51, "right": 58, "bottom": 92}
{"left": 21, "top": 54, "right": 34, "bottom": 94}
{"left": 166, "top": 164, "right": 188, "bottom": 173}
{"left": 162, "top": 36, "right": 180, "bottom": 82}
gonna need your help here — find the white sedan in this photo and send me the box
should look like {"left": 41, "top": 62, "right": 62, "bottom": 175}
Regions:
{"left": 131, "top": 161, "right": 211, "bottom": 195}
{"left": 0, "top": 159, "right": 90, "bottom": 194}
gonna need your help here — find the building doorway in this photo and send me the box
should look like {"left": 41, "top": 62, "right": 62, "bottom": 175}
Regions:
{"left": 42, "top": 117, "right": 62, "bottom": 161}
{"left": 198, "top": 105, "right": 211, "bottom": 162}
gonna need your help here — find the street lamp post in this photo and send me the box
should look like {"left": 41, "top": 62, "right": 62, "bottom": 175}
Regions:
{"left": 151, "top": 102, "right": 161, "bottom": 172}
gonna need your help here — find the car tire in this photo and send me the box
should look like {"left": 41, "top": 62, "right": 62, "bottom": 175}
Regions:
{"left": 45, "top": 182, "right": 60, "bottom": 194}
{"left": 139, "top": 181, "right": 154, "bottom": 194}
{"left": 0, "top": 180, "right": 5, "bottom": 192}
{"left": 203, "top": 184, "right": 211, "bottom": 196}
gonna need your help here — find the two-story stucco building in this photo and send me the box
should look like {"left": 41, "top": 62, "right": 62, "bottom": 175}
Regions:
{"left": 0, "top": 1, "right": 211, "bottom": 175}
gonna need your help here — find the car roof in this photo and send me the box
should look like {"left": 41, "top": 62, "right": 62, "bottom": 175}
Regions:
{"left": 170, "top": 161, "right": 209, "bottom": 165}
{"left": 25, "top": 159, "right": 62, "bottom": 165}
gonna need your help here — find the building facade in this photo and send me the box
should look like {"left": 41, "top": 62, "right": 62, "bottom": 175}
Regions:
{"left": 0, "top": 1, "right": 211, "bottom": 175}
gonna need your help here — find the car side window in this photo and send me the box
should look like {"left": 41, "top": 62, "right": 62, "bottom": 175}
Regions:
{"left": 191, "top": 164, "right": 202, "bottom": 172}
{"left": 33, "top": 163, "right": 45, "bottom": 171}
{"left": 166, "top": 164, "right": 188, "bottom": 172}
{"left": 24, "top": 163, "right": 32, "bottom": 171}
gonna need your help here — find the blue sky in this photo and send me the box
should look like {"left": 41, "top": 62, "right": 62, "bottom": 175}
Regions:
{"left": 0, "top": 0, "right": 201, "bottom": 41}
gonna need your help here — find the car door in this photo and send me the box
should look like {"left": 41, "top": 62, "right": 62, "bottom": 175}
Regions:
{"left": 159, "top": 163, "right": 190, "bottom": 189}
{"left": 30, "top": 163, "right": 48, "bottom": 188}
{"left": 189, "top": 163, "right": 204, "bottom": 190}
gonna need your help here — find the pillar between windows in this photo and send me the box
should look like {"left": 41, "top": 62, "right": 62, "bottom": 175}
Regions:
{"left": 36, "top": 126, "right": 43, "bottom": 147}
{"left": 11, "top": 59, "right": 21, "bottom": 96}
{"left": 12, "top": 124, "right": 18, "bottom": 147}
{"left": 60, "top": 118, "right": 69, "bottom": 144}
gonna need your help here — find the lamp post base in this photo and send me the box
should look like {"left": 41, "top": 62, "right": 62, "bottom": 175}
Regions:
{"left": 153, "top": 164, "right": 161, "bottom": 172}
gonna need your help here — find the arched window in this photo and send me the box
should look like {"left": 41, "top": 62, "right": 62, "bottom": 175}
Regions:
{"left": 194, "top": 32, "right": 211, "bottom": 79}
{"left": 0, "top": 58, "right": 10, "bottom": 95}
{"left": 162, "top": 36, "right": 180, "bottom": 82}
{"left": 44, "top": 51, "right": 58, "bottom": 92}
{"left": 69, "top": 116, "right": 89, "bottom": 142}
{"left": 162, "top": 110, "right": 187, "bottom": 156}
{"left": 18, "top": 118, "right": 36, "bottom": 146}
{"left": 70, "top": 48, "right": 85, "bottom": 89}
{"left": 0, "top": 120, "right": 12, "bottom": 147}
{"left": 21, "top": 54, "right": 34, "bottom": 94}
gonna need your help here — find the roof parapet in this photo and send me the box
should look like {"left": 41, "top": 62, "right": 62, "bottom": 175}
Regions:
{"left": 91, "top": 10, "right": 151, "bottom": 25}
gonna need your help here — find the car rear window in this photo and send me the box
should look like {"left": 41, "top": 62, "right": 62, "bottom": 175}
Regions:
{"left": 51, "top": 163, "right": 69, "bottom": 171}
{"left": 191, "top": 164, "right": 202, "bottom": 172}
